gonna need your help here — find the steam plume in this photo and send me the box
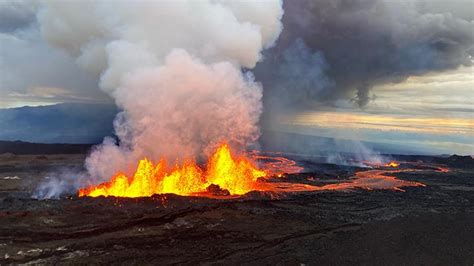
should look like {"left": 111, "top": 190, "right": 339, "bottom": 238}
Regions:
{"left": 38, "top": 1, "right": 283, "bottom": 181}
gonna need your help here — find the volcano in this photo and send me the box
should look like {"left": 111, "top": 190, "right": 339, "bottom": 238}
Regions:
{"left": 79, "top": 143, "right": 267, "bottom": 197}
{"left": 78, "top": 143, "right": 429, "bottom": 199}
{"left": 1, "top": 144, "right": 474, "bottom": 264}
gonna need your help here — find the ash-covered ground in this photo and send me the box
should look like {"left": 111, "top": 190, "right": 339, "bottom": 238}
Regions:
{"left": 0, "top": 151, "right": 473, "bottom": 265}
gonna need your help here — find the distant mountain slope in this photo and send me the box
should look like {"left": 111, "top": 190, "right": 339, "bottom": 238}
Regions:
{"left": 0, "top": 103, "right": 444, "bottom": 155}
{"left": 0, "top": 140, "right": 93, "bottom": 155}
{"left": 0, "top": 103, "right": 117, "bottom": 144}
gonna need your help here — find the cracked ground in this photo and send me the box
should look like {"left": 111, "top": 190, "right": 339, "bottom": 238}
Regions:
{"left": 0, "top": 154, "right": 473, "bottom": 265}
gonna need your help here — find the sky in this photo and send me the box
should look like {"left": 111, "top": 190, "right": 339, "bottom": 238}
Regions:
{"left": 273, "top": 66, "right": 474, "bottom": 155}
{"left": 0, "top": 0, "right": 110, "bottom": 108}
{"left": 0, "top": 0, "right": 473, "bottom": 155}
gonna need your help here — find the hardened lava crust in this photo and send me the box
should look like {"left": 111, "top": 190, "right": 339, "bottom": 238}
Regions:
{"left": 0, "top": 153, "right": 473, "bottom": 265}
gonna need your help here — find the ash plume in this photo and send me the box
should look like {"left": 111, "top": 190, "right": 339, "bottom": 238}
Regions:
{"left": 36, "top": 1, "right": 283, "bottom": 183}
{"left": 257, "top": 39, "right": 333, "bottom": 115}
{"left": 254, "top": 0, "right": 473, "bottom": 166}
{"left": 257, "top": 0, "right": 474, "bottom": 110}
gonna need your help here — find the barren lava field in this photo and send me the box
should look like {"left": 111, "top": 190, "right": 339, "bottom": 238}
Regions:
{"left": 0, "top": 152, "right": 473, "bottom": 265}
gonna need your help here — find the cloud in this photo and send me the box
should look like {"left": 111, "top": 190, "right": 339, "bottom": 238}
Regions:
{"left": 256, "top": 0, "right": 474, "bottom": 110}
{"left": 0, "top": 1, "right": 109, "bottom": 108}
{"left": 273, "top": 65, "right": 474, "bottom": 155}
{"left": 0, "top": 0, "right": 38, "bottom": 33}
{"left": 35, "top": 0, "right": 284, "bottom": 182}
{"left": 255, "top": 38, "right": 333, "bottom": 115}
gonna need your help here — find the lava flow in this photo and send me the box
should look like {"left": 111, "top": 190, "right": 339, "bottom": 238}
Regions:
{"left": 79, "top": 143, "right": 268, "bottom": 198}
{"left": 385, "top": 161, "right": 400, "bottom": 168}
{"left": 320, "top": 169, "right": 425, "bottom": 192}
{"left": 79, "top": 145, "right": 434, "bottom": 198}
{"left": 250, "top": 151, "right": 304, "bottom": 176}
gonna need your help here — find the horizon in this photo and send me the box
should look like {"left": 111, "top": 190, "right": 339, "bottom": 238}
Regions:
{"left": 1, "top": 0, "right": 473, "bottom": 157}
{"left": 1, "top": 2, "right": 474, "bottom": 263}
{"left": 0, "top": 103, "right": 471, "bottom": 157}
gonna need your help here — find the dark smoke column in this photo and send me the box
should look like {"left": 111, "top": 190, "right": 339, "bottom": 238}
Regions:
{"left": 257, "top": 0, "right": 474, "bottom": 110}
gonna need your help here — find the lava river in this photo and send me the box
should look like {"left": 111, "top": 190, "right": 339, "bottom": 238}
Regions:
{"left": 79, "top": 144, "right": 435, "bottom": 198}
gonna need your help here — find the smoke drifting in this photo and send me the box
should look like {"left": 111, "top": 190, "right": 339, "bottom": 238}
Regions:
{"left": 86, "top": 51, "right": 264, "bottom": 180}
{"left": 258, "top": 39, "right": 333, "bottom": 114}
{"left": 27, "top": 0, "right": 472, "bottom": 197}
{"left": 38, "top": 1, "right": 283, "bottom": 180}
{"left": 257, "top": 0, "right": 474, "bottom": 109}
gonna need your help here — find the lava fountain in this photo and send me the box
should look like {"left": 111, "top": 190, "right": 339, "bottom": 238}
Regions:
{"left": 79, "top": 143, "right": 268, "bottom": 198}
{"left": 79, "top": 145, "right": 432, "bottom": 198}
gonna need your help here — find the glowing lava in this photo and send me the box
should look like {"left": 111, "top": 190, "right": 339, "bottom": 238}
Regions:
{"left": 320, "top": 169, "right": 425, "bottom": 192}
{"left": 79, "top": 143, "right": 267, "bottom": 197}
{"left": 79, "top": 146, "right": 436, "bottom": 198}
{"left": 385, "top": 161, "right": 400, "bottom": 168}
{"left": 250, "top": 151, "right": 304, "bottom": 176}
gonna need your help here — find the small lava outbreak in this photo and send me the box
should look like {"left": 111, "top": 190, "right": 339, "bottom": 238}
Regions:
{"left": 385, "top": 161, "right": 400, "bottom": 168}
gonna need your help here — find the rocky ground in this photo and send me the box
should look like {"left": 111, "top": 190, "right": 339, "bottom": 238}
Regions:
{"left": 0, "top": 153, "right": 473, "bottom": 265}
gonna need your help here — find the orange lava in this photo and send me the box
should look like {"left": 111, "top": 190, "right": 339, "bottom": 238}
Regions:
{"left": 385, "top": 161, "right": 400, "bottom": 168}
{"left": 250, "top": 151, "right": 304, "bottom": 176}
{"left": 79, "top": 146, "right": 438, "bottom": 198}
{"left": 319, "top": 169, "right": 425, "bottom": 192}
{"left": 434, "top": 166, "right": 450, "bottom": 173}
{"left": 78, "top": 143, "right": 268, "bottom": 197}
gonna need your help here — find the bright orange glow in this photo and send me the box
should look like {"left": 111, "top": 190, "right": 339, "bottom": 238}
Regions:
{"left": 78, "top": 143, "right": 267, "bottom": 198}
{"left": 78, "top": 145, "right": 442, "bottom": 198}
{"left": 249, "top": 151, "right": 304, "bottom": 176}
{"left": 320, "top": 169, "right": 425, "bottom": 192}
{"left": 385, "top": 161, "right": 399, "bottom": 168}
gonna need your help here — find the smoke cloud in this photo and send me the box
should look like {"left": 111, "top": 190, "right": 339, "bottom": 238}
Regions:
{"left": 254, "top": 0, "right": 473, "bottom": 165}
{"left": 257, "top": 0, "right": 474, "bottom": 109}
{"left": 37, "top": 0, "right": 283, "bottom": 181}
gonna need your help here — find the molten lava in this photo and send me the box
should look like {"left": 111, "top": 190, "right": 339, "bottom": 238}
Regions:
{"left": 385, "top": 161, "right": 400, "bottom": 168}
{"left": 79, "top": 146, "right": 436, "bottom": 198}
{"left": 249, "top": 151, "right": 304, "bottom": 176}
{"left": 79, "top": 143, "right": 267, "bottom": 198}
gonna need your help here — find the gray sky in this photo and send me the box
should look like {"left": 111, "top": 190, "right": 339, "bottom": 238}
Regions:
{"left": 0, "top": 0, "right": 110, "bottom": 108}
{"left": 0, "top": 0, "right": 472, "bottom": 154}
{"left": 274, "top": 66, "right": 474, "bottom": 155}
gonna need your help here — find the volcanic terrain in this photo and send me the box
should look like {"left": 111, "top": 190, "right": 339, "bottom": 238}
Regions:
{"left": 0, "top": 144, "right": 473, "bottom": 265}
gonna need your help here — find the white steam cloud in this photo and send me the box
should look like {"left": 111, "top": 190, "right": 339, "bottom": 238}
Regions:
{"left": 38, "top": 0, "right": 283, "bottom": 181}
